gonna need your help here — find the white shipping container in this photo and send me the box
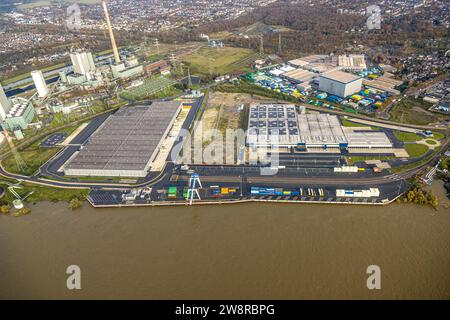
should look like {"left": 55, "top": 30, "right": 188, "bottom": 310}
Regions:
{"left": 336, "top": 188, "right": 380, "bottom": 198}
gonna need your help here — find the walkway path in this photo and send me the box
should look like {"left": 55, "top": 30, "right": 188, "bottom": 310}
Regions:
{"left": 347, "top": 118, "right": 421, "bottom": 133}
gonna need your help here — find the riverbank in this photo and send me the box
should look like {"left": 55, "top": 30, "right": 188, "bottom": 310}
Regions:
{"left": 0, "top": 189, "right": 449, "bottom": 299}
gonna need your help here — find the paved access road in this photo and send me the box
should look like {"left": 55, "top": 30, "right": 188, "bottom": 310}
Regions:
{"left": 0, "top": 97, "right": 448, "bottom": 193}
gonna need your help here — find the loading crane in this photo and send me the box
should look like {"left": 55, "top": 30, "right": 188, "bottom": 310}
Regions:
{"left": 186, "top": 172, "right": 202, "bottom": 205}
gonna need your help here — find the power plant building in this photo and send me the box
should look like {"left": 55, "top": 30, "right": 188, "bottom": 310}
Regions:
{"left": 318, "top": 70, "right": 362, "bottom": 98}
{"left": 111, "top": 62, "right": 144, "bottom": 79}
{"left": 64, "top": 101, "right": 182, "bottom": 177}
{"left": 2, "top": 97, "right": 36, "bottom": 130}
{"left": 100, "top": 0, "right": 143, "bottom": 79}
{"left": 0, "top": 84, "right": 12, "bottom": 121}
{"left": 31, "top": 70, "right": 49, "bottom": 98}
{"left": 70, "top": 50, "right": 96, "bottom": 77}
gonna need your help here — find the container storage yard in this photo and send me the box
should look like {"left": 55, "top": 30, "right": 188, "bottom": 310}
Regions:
{"left": 241, "top": 53, "right": 402, "bottom": 115}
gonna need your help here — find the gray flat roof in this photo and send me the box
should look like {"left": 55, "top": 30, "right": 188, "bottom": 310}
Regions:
{"left": 66, "top": 101, "right": 181, "bottom": 172}
{"left": 319, "top": 70, "right": 361, "bottom": 84}
{"left": 247, "top": 105, "right": 392, "bottom": 148}
{"left": 298, "top": 113, "right": 347, "bottom": 144}
{"left": 247, "top": 104, "right": 300, "bottom": 145}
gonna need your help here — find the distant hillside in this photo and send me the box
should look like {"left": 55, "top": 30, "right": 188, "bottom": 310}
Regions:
{"left": 15, "top": 0, "right": 99, "bottom": 10}
{"left": 233, "top": 22, "right": 293, "bottom": 37}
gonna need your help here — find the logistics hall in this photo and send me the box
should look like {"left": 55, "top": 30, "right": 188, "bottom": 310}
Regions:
{"left": 246, "top": 104, "right": 392, "bottom": 150}
{"left": 64, "top": 101, "right": 182, "bottom": 177}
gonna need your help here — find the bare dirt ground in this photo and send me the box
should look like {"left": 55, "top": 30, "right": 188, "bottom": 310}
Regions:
{"left": 202, "top": 92, "right": 276, "bottom": 135}
{"left": 190, "top": 92, "right": 279, "bottom": 164}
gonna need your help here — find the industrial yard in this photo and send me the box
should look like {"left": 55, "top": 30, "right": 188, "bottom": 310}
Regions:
{"left": 0, "top": 1, "right": 448, "bottom": 212}
{"left": 242, "top": 54, "right": 407, "bottom": 117}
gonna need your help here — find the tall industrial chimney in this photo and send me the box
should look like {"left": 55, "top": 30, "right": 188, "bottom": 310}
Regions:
{"left": 102, "top": 0, "right": 121, "bottom": 64}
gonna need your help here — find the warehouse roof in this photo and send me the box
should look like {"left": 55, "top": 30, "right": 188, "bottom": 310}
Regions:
{"left": 298, "top": 113, "right": 347, "bottom": 145}
{"left": 65, "top": 101, "right": 181, "bottom": 172}
{"left": 247, "top": 104, "right": 300, "bottom": 145}
{"left": 288, "top": 55, "right": 327, "bottom": 67}
{"left": 282, "top": 68, "right": 316, "bottom": 83}
{"left": 319, "top": 70, "right": 361, "bottom": 84}
{"left": 363, "top": 76, "right": 402, "bottom": 95}
{"left": 247, "top": 105, "right": 393, "bottom": 149}
{"left": 343, "top": 130, "right": 392, "bottom": 147}
{"left": 338, "top": 54, "right": 367, "bottom": 70}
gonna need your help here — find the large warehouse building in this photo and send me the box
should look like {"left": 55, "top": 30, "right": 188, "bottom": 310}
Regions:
{"left": 64, "top": 101, "right": 182, "bottom": 177}
{"left": 247, "top": 104, "right": 392, "bottom": 150}
{"left": 247, "top": 104, "right": 300, "bottom": 147}
{"left": 318, "top": 70, "right": 363, "bottom": 98}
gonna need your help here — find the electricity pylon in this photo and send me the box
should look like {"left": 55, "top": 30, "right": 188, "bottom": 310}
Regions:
{"left": 187, "top": 67, "right": 192, "bottom": 87}
{"left": 259, "top": 35, "right": 264, "bottom": 56}
{"left": 154, "top": 38, "right": 160, "bottom": 54}
{"left": 278, "top": 33, "right": 282, "bottom": 54}
{"left": 2, "top": 129, "right": 26, "bottom": 173}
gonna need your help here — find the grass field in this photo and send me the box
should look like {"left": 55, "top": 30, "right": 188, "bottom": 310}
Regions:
{"left": 432, "top": 132, "right": 446, "bottom": 140}
{"left": 183, "top": 47, "right": 256, "bottom": 76}
{"left": 391, "top": 147, "right": 441, "bottom": 173}
{"left": 347, "top": 155, "right": 395, "bottom": 165}
{"left": 0, "top": 183, "right": 89, "bottom": 207}
{"left": 393, "top": 131, "right": 423, "bottom": 142}
{"left": 340, "top": 118, "right": 380, "bottom": 130}
{"left": 404, "top": 143, "right": 429, "bottom": 158}
{"left": 341, "top": 119, "right": 368, "bottom": 127}
{"left": 2, "top": 145, "right": 61, "bottom": 176}
{"left": 120, "top": 76, "right": 179, "bottom": 101}
{"left": 425, "top": 139, "right": 437, "bottom": 145}
{"left": 389, "top": 97, "right": 443, "bottom": 125}
{"left": 1, "top": 119, "right": 88, "bottom": 176}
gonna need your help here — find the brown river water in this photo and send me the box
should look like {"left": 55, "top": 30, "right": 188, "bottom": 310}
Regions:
{"left": 0, "top": 182, "right": 449, "bottom": 299}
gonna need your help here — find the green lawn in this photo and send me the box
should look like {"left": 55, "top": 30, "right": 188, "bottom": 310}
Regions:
{"left": 393, "top": 131, "right": 422, "bottom": 142}
{"left": 25, "top": 185, "right": 89, "bottom": 203}
{"left": 146, "top": 54, "right": 166, "bottom": 63}
{"left": 183, "top": 47, "right": 255, "bottom": 76}
{"left": 347, "top": 156, "right": 395, "bottom": 165}
{"left": 1, "top": 120, "right": 88, "bottom": 176}
{"left": 425, "top": 139, "right": 437, "bottom": 145}
{"left": 341, "top": 119, "right": 368, "bottom": 127}
{"left": 404, "top": 143, "right": 429, "bottom": 158}
{"left": 389, "top": 97, "right": 441, "bottom": 125}
{"left": 391, "top": 147, "right": 441, "bottom": 173}
{"left": 340, "top": 118, "right": 380, "bottom": 130}
{"left": 0, "top": 183, "right": 89, "bottom": 207}
{"left": 120, "top": 76, "right": 179, "bottom": 101}
{"left": 2, "top": 146, "right": 61, "bottom": 176}
{"left": 432, "top": 132, "right": 446, "bottom": 140}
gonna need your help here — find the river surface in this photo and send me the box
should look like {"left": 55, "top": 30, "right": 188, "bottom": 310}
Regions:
{"left": 0, "top": 183, "right": 449, "bottom": 299}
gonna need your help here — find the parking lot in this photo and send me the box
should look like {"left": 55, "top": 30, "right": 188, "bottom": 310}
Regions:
{"left": 40, "top": 133, "right": 67, "bottom": 147}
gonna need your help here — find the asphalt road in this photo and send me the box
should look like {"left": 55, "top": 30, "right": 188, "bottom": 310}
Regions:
{"left": 0, "top": 97, "right": 448, "bottom": 193}
{"left": 39, "top": 112, "right": 112, "bottom": 179}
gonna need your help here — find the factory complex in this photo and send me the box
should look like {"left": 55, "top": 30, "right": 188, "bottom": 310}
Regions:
{"left": 243, "top": 53, "right": 403, "bottom": 115}
{"left": 64, "top": 101, "right": 182, "bottom": 177}
{"left": 318, "top": 70, "right": 363, "bottom": 98}
{"left": 0, "top": 84, "right": 36, "bottom": 133}
{"left": 247, "top": 104, "right": 393, "bottom": 150}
